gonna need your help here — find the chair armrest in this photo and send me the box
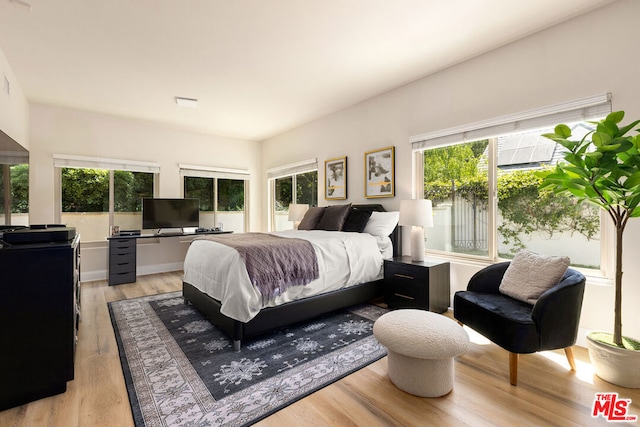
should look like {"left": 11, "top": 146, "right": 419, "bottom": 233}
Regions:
{"left": 532, "top": 269, "right": 586, "bottom": 350}
{"left": 467, "top": 262, "right": 510, "bottom": 293}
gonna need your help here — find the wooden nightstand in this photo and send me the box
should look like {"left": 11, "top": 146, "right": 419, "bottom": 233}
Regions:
{"left": 384, "top": 256, "right": 450, "bottom": 313}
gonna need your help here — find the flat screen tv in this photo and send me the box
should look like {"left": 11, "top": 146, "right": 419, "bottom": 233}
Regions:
{"left": 142, "top": 198, "right": 199, "bottom": 230}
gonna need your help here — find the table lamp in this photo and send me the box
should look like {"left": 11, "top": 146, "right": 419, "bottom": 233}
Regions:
{"left": 288, "top": 203, "right": 309, "bottom": 229}
{"left": 399, "top": 199, "right": 434, "bottom": 262}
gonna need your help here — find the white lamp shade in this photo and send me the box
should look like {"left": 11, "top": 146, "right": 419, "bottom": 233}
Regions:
{"left": 288, "top": 203, "right": 309, "bottom": 221}
{"left": 398, "top": 199, "right": 434, "bottom": 228}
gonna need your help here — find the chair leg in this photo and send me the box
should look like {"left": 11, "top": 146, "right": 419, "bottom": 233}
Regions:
{"left": 509, "top": 352, "right": 518, "bottom": 386}
{"left": 457, "top": 320, "right": 463, "bottom": 327}
{"left": 564, "top": 347, "right": 577, "bottom": 371}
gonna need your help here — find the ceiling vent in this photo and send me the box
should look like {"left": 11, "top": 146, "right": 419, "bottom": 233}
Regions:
{"left": 175, "top": 97, "right": 199, "bottom": 108}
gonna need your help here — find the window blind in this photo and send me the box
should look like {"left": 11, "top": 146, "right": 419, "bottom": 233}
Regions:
{"left": 410, "top": 93, "right": 612, "bottom": 150}
{"left": 53, "top": 154, "right": 160, "bottom": 173}
{"left": 0, "top": 151, "right": 28, "bottom": 165}
{"left": 267, "top": 158, "right": 317, "bottom": 179}
{"left": 179, "top": 164, "right": 250, "bottom": 180}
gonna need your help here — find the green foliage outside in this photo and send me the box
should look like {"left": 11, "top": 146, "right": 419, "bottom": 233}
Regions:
{"left": 423, "top": 140, "right": 487, "bottom": 184}
{"left": 114, "top": 171, "right": 153, "bottom": 212}
{"left": 274, "top": 176, "right": 292, "bottom": 211}
{"left": 218, "top": 179, "right": 245, "bottom": 211}
{"left": 183, "top": 177, "right": 246, "bottom": 212}
{"left": 274, "top": 171, "right": 318, "bottom": 211}
{"left": 423, "top": 141, "right": 600, "bottom": 253}
{"left": 497, "top": 169, "right": 599, "bottom": 251}
{"left": 185, "top": 176, "right": 214, "bottom": 211}
{"left": 0, "top": 163, "right": 29, "bottom": 213}
{"left": 296, "top": 171, "right": 318, "bottom": 208}
{"left": 62, "top": 168, "right": 153, "bottom": 212}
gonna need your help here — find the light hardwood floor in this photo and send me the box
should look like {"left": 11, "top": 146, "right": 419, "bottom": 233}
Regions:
{"left": 1, "top": 272, "right": 639, "bottom": 426}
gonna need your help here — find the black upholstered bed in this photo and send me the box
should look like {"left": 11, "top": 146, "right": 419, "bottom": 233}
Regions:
{"left": 182, "top": 204, "right": 401, "bottom": 350}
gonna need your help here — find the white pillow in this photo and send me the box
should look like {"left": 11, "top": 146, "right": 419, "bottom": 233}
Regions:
{"left": 363, "top": 211, "right": 399, "bottom": 238}
{"left": 499, "top": 249, "right": 570, "bottom": 305}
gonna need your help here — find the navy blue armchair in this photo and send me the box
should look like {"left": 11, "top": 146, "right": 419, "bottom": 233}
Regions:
{"left": 453, "top": 262, "right": 586, "bottom": 385}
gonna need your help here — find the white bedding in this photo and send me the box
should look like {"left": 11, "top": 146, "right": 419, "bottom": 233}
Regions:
{"left": 183, "top": 230, "right": 387, "bottom": 322}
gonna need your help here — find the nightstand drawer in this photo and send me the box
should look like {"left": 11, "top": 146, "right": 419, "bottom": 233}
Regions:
{"left": 387, "top": 280, "right": 428, "bottom": 308}
{"left": 384, "top": 263, "right": 429, "bottom": 282}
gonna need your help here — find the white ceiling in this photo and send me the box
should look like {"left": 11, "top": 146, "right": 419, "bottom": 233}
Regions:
{"left": 0, "top": 0, "right": 613, "bottom": 141}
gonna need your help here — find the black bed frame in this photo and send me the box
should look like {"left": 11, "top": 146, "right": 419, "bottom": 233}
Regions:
{"left": 182, "top": 204, "right": 401, "bottom": 350}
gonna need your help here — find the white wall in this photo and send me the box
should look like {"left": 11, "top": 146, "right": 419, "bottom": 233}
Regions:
{"left": 0, "top": 46, "right": 29, "bottom": 148}
{"left": 29, "top": 103, "right": 262, "bottom": 281}
{"left": 262, "top": 0, "right": 640, "bottom": 344}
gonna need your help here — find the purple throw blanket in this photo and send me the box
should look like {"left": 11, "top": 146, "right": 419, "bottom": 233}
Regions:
{"left": 195, "top": 233, "right": 319, "bottom": 299}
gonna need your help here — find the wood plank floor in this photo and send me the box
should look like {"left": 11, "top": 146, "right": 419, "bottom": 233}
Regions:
{"left": 1, "top": 272, "right": 639, "bottom": 426}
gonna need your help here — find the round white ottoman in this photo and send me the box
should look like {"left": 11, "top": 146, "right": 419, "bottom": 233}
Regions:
{"left": 373, "top": 309, "right": 469, "bottom": 397}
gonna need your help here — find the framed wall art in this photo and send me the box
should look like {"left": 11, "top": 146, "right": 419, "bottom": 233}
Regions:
{"left": 325, "top": 156, "right": 347, "bottom": 200}
{"left": 364, "top": 146, "right": 395, "bottom": 198}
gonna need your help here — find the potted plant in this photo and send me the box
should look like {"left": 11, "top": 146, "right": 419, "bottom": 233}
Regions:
{"left": 540, "top": 110, "right": 640, "bottom": 388}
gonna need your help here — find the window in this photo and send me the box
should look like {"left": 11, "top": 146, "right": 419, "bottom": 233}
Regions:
{"left": 412, "top": 94, "right": 611, "bottom": 272}
{"left": 422, "top": 140, "right": 489, "bottom": 257}
{"left": 268, "top": 159, "right": 318, "bottom": 231}
{"left": 180, "top": 164, "right": 249, "bottom": 233}
{"left": 0, "top": 163, "right": 29, "bottom": 226}
{"left": 55, "top": 155, "right": 159, "bottom": 242}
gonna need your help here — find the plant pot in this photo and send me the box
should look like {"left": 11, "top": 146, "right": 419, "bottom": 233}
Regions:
{"left": 587, "top": 332, "right": 640, "bottom": 388}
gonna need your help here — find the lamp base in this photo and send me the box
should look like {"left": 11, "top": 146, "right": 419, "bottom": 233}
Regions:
{"left": 410, "top": 226, "right": 425, "bottom": 262}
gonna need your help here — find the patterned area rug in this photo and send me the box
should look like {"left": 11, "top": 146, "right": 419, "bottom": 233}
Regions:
{"left": 109, "top": 292, "right": 388, "bottom": 426}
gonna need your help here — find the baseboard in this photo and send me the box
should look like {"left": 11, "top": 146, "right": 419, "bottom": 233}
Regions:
{"left": 81, "top": 262, "right": 184, "bottom": 283}
{"left": 137, "top": 262, "right": 184, "bottom": 277}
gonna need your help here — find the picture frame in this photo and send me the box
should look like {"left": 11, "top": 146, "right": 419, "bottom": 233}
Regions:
{"left": 364, "top": 146, "right": 395, "bottom": 198}
{"left": 325, "top": 156, "right": 347, "bottom": 200}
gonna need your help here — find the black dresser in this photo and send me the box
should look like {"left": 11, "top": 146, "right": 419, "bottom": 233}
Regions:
{"left": 0, "top": 230, "right": 80, "bottom": 410}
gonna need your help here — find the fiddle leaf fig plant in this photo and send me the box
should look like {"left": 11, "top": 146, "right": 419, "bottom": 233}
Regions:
{"left": 539, "top": 110, "right": 640, "bottom": 348}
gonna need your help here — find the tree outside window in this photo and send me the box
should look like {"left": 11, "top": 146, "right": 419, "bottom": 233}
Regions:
{"left": 61, "top": 168, "right": 154, "bottom": 241}
{"left": 272, "top": 170, "right": 318, "bottom": 231}
{"left": 0, "top": 163, "right": 29, "bottom": 226}
{"left": 183, "top": 176, "right": 246, "bottom": 232}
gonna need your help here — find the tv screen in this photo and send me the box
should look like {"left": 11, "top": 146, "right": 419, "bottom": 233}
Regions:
{"left": 142, "top": 198, "right": 200, "bottom": 230}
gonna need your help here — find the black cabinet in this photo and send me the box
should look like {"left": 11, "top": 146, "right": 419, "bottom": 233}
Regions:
{"left": 0, "top": 234, "right": 80, "bottom": 410}
{"left": 107, "top": 231, "right": 233, "bottom": 285}
{"left": 384, "top": 256, "right": 450, "bottom": 313}
{"left": 108, "top": 237, "right": 137, "bottom": 285}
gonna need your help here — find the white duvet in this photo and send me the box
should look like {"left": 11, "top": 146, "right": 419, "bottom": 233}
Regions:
{"left": 183, "top": 230, "right": 386, "bottom": 322}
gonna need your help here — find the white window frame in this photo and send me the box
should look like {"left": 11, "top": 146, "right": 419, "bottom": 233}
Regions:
{"left": 54, "top": 154, "right": 160, "bottom": 240}
{"left": 267, "top": 158, "right": 318, "bottom": 231}
{"left": 409, "top": 94, "right": 613, "bottom": 278}
{"left": 179, "top": 164, "right": 250, "bottom": 232}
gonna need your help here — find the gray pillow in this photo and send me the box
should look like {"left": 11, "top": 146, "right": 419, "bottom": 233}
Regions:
{"left": 499, "top": 249, "right": 570, "bottom": 305}
{"left": 297, "top": 207, "right": 325, "bottom": 230}
{"left": 315, "top": 204, "right": 351, "bottom": 231}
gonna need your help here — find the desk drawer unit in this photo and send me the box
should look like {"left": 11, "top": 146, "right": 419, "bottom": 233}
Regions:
{"left": 108, "top": 238, "right": 136, "bottom": 285}
{"left": 384, "top": 257, "right": 450, "bottom": 313}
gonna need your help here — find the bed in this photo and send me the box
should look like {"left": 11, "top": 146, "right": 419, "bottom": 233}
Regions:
{"left": 182, "top": 204, "right": 401, "bottom": 350}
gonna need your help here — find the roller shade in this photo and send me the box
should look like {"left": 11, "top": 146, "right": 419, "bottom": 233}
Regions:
{"left": 267, "top": 158, "right": 317, "bottom": 179}
{"left": 179, "top": 164, "right": 250, "bottom": 180}
{"left": 53, "top": 154, "right": 160, "bottom": 173}
{"left": 410, "top": 93, "right": 612, "bottom": 150}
